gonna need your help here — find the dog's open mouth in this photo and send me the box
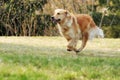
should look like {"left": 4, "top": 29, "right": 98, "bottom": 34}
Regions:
{"left": 51, "top": 17, "right": 61, "bottom": 23}
{"left": 52, "top": 19, "right": 61, "bottom": 23}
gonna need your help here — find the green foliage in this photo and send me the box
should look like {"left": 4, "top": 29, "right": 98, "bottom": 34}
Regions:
{"left": 103, "top": 25, "right": 120, "bottom": 38}
{"left": 0, "top": 0, "right": 120, "bottom": 37}
{"left": 99, "top": 0, "right": 107, "bottom": 6}
{"left": 0, "top": 0, "right": 53, "bottom": 36}
{"left": 92, "top": 12, "right": 120, "bottom": 26}
{"left": 91, "top": 12, "right": 102, "bottom": 25}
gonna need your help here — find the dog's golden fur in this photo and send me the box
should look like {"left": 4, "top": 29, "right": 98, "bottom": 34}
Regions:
{"left": 52, "top": 9, "right": 104, "bottom": 53}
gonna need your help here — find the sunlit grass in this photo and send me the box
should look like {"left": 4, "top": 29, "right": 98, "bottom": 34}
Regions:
{"left": 0, "top": 37, "right": 120, "bottom": 80}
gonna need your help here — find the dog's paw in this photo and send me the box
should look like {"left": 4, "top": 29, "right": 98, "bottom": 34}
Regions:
{"left": 75, "top": 50, "right": 80, "bottom": 53}
{"left": 74, "top": 50, "right": 81, "bottom": 55}
{"left": 67, "top": 49, "right": 72, "bottom": 51}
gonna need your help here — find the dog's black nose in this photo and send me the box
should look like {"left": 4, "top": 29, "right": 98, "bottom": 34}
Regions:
{"left": 51, "top": 16, "right": 54, "bottom": 19}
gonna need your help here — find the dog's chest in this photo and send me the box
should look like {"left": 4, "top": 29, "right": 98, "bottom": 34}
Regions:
{"left": 57, "top": 23, "right": 81, "bottom": 39}
{"left": 62, "top": 27, "right": 75, "bottom": 38}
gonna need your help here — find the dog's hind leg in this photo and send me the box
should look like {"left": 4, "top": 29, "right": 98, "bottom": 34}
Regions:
{"left": 76, "top": 32, "right": 88, "bottom": 53}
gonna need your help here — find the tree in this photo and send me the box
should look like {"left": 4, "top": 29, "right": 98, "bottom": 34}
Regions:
{"left": 0, "top": 0, "right": 120, "bottom": 37}
{"left": 0, "top": 0, "right": 51, "bottom": 36}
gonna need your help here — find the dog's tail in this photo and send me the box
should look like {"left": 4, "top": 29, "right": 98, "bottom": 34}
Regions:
{"left": 96, "top": 27, "right": 104, "bottom": 38}
{"left": 89, "top": 26, "right": 104, "bottom": 40}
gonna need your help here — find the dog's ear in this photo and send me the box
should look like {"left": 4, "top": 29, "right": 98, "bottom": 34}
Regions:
{"left": 65, "top": 10, "right": 71, "bottom": 17}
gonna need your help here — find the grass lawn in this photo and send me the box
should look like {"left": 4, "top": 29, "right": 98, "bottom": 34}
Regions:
{"left": 0, "top": 37, "right": 120, "bottom": 80}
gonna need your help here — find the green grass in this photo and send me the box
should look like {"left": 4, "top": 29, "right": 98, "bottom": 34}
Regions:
{"left": 0, "top": 37, "right": 120, "bottom": 80}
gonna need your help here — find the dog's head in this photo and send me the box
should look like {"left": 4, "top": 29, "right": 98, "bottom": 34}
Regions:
{"left": 51, "top": 9, "right": 70, "bottom": 23}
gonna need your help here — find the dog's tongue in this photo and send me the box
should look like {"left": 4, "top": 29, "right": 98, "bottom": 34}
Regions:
{"left": 51, "top": 18, "right": 61, "bottom": 24}
{"left": 53, "top": 19, "right": 57, "bottom": 23}
{"left": 51, "top": 18, "right": 57, "bottom": 23}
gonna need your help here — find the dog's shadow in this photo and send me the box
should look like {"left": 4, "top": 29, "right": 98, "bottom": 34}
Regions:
{"left": 66, "top": 49, "right": 120, "bottom": 57}
{"left": 76, "top": 50, "right": 120, "bottom": 57}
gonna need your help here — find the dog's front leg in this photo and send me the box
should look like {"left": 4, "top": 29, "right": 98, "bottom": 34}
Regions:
{"left": 67, "top": 38, "right": 78, "bottom": 52}
{"left": 76, "top": 32, "right": 88, "bottom": 53}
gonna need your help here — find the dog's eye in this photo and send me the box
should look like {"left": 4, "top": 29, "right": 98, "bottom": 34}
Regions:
{"left": 57, "top": 13, "right": 60, "bottom": 15}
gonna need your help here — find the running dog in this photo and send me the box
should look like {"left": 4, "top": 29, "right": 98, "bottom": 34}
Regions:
{"left": 52, "top": 9, "right": 104, "bottom": 53}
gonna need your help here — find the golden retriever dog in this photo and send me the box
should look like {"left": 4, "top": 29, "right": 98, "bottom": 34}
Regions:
{"left": 52, "top": 9, "right": 104, "bottom": 53}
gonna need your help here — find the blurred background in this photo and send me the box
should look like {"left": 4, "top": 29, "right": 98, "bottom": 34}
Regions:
{"left": 0, "top": 0, "right": 120, "bottom": 38}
